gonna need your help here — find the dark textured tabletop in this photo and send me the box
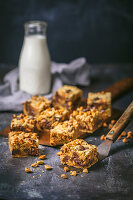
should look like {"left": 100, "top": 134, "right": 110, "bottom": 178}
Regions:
{"left": 0, "top": 64, "right": 133, "bottom": 200}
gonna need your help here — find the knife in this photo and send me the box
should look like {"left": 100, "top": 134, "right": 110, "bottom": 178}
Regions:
{"left": 97, "top": 100, "right": 133, "bottom": 162}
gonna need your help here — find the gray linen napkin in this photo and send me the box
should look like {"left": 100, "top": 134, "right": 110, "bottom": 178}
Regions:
{"left": 0, "top": 58, "right": 91, "bottom": 111}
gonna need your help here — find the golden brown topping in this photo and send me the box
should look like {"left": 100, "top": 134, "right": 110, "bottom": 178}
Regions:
{"left": 56, "top": 152, "right": 62, "bottom": 156}
{"left": 31, "top": 163, "right": 38, "bottom": 167}
{"left": 111, "top": 120, "right": 115, "bottom": 125}
{"left": 121, "top": 131, "right": 126, "bottom": 137}
{"left": 123, "top": 138, "right": 128, "bottom": 143}
{"left": 103, "top": 122, "right": 107, "bottom": 127}
{"left": 83, "top": 168, "right": 88, "bottom": 173}
{"left": 100, "top": 135, "right": 105, "bottom": 140}
{"left": 64, "top": 166, "right": 69, "bottom": 172}
{"left": 39, "top": 155, "right": 46, "bottom": 160}
{"left": 45, "top": 165, "right": 52, "bottom": 170}
{"left": 25, "top": 167, "right": 33, "bottom": 173}
{"left": 70, "top": 171, "right": 77, "bottom": 176}
{"left": 37, "top": 161, "right": 44, "bottom": 165}
{"left": 61, "top": 174, "right": 68, "bottom": 179}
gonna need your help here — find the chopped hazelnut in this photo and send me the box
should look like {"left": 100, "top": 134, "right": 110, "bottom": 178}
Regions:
{"left": 100, "top": 135, "right": 105, "bottom": 140}
{"left": 111, "top": 120, "right": 115, "bottom": 125}
{"left": 56, "top": 151, "right": 61, "bottom": 156}
{"left": 123, "top": 138, "right": 128, "bottom": 143}
{"left": 121, "top": 131, "right": 126, "bottom": 137}
{"left": 25, "top": 167, "right": 33, "bottom": 173}
{"left": 61, "top": 174, "right": 68, "bottom": 179}
{"left": 39, "top": 155, "right": 46, "bottom": 160}
{"left": 70, "top": 171, "right": 77, "bottom": 176}
{"left": 103, "top": 122, "right": 107, "bottom": 127}
{"left": 31, "top": 163, "right": 38, "bottom": 168}
{"left": 83, "top": 168, "right": 88, "bottom": 173}
{"left": 64, "top": 166, "right": 69, "bottom": 172}
{"left": 45, "top": 165, "right": 52, "bottom": 170}
{"left": 37, "top": 160, "right": 44, "bottom": 165}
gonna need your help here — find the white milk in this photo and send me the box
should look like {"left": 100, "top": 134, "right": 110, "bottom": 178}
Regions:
{"left": 19, "top": 35, "right": 51, "bottom": 95}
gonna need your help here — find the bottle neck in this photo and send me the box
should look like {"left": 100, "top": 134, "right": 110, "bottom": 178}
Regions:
{"left": 24, "top": 21, "right": 47, "bottom": 37}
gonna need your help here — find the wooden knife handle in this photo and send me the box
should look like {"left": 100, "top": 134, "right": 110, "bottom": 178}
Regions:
{"left": 104, "top": 78, "right": 133, "bottom": 101}
{"left": 106, "top": 101, "right": 133, "bottom": 142}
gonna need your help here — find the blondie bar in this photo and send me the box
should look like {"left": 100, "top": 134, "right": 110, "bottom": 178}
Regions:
{"left": 70, "top": 107, "right": 105, "bottom": 133}
{"left": 50, "top": 120, "right": 80, "bottom": 146}
{"left": 60, "top": 139, "right": 98, "bottom": 169}
{"left": 23, "top": 95, "right": 51, "bottom": 116}
{"left": 52, "top": 85, "right": 82, "bottom": 110}
{"left": 10, "top": 114, "right": 36, "bottom": 132}
{"left": 36, "top": 107, "right": 69, "bottom": 132}
{"left": 87, "top": 92, "right": 111, "bottom": 118}
{"left": 8, "top": 131, "right": 40, "bottom": 157}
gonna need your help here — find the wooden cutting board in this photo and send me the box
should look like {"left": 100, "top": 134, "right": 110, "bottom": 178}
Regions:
{"left": 0, "top": 77, "right": 133, "bottom": 146}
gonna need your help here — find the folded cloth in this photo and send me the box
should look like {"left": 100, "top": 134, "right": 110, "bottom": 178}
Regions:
{"left": 0, "top": 58, "right": 91, "bottom": 111}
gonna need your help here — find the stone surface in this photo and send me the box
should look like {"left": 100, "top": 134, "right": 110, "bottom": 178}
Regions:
{"left": 0, "top": 64, "right": 133, "bottom": 200}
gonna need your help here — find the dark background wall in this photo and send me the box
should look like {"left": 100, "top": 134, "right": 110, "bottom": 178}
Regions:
{"left": 0, "top": 0, "right": 133, "bottom": 65}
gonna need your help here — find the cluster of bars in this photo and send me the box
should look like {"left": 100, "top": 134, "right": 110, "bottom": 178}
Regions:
{"left": 8, "top": 85, "right": 111, "bottom": 158}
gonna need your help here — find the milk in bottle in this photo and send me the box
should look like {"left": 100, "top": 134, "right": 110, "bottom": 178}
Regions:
{"left": 19, "top": 21, "right": 51, "bottom": 94}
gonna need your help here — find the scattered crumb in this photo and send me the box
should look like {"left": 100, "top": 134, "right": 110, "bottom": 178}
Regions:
{"left": 42, "top": 170, "right": 44, "bottom": 173}
{"left": 45, "top": 165, "right": 52, "bottom": 170}
{"left": 37, "top": 160, "right": 44, "bottom": 165}
{"left": 31, "top": 163, "right": 38, "bottom": 168}
{"left": 108, "top": 124, "right": 113, "bottom": 129}
{"left": 61, "top": 174, "right": 68, "bottom": 179}
{"left": 127, "top": 131, "right": 132, "bottom": 139}
{"left": 111, "top": 120, "right": 115, "bottom": 125}
{"left": 39, "top": 155, "right": 46, "bottom": 160}
{"left": 64, "top": 166, "right": 69, "bottom": 172}
{"left": 121, "top": 131, "right": 126, "bottom": 137}
{"left": 56, "top": 151, "right": 61, "bottom": 156}
{"left": 83, "top": 168, "right": 88, "bottom": 173}
{"left": 103, "top": 122, "right": 107, "bottom": 127}
{"left": 25, "top": 167, "right": 33, "bottom": 173}
{"left": 40, "top": 175, "right": 41, "bottom": 177}
{"left": 123, "top": 138, "right": 128, "bottom": 143}
{"left": 70, "top": 171, "right": 77, "bottom": 176}
{"left": 100, "top": 135, "right": 105, "bottom": 140}
{"left": 33, "top": 176, "right": 35, "bottom": 179}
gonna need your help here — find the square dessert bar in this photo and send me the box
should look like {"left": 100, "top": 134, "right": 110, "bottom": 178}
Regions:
{"left": 50, "top": 120, "right": 80, "bottom": 146}
{"left": 87, "top": 92, "right": 111, "bottom": 118}
{"left": 36, "top": 107, "right": 69, "bottom": 132}
{"left": 23, "top": 95, "right": 51, "bottom": 116}
{"left": 8, "top": 131, "right": 40, "bottom": 157}
{"left": 70, "top": 107, "right": 105, "bottom": 133}
{"left": 60, "top": 139, "right": 98, "bottom": 169}
{"left": 10, "top": 114, "right": 36, "bottom": 133}
{"left": 52, "top": 85, "right": 82, "bottom": 110}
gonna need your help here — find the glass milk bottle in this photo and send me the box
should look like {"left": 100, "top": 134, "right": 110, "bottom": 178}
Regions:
{"left": 19, "top": 21, "right": 51, "bottom": 94}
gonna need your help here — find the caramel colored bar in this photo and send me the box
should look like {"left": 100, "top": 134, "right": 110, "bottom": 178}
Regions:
{"left": 60, "top": 139, "right": 98, "bottom": 169}
{"left": 8, "top": 131, "right": 40, "bottom": 157}
{"left": 23, "top": 95, "right": 51, "bottom": 116}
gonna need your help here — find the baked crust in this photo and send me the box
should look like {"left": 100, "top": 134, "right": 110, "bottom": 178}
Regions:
{"left": 52, "top": 85, "right": 82, "bottom": 110}
{"left": 8, "top": 131, "right": 40, "bottom": 157}
{"left": 50, "top": 120, "right": 80, "bottom": 146}
{"left": 11, "top": 114, "right": 37, "bottom": 132}
{"left": 60, "top": 139, "right": 98, "bottom": 169}
{"left": 87, "top": 92, "right": 111, "bottom": 119}
{"left": 23, "top": 95, "right": 51, "bottom": 116}
{"left": 36, "top": 107, "right": 69, "bottom": 132}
